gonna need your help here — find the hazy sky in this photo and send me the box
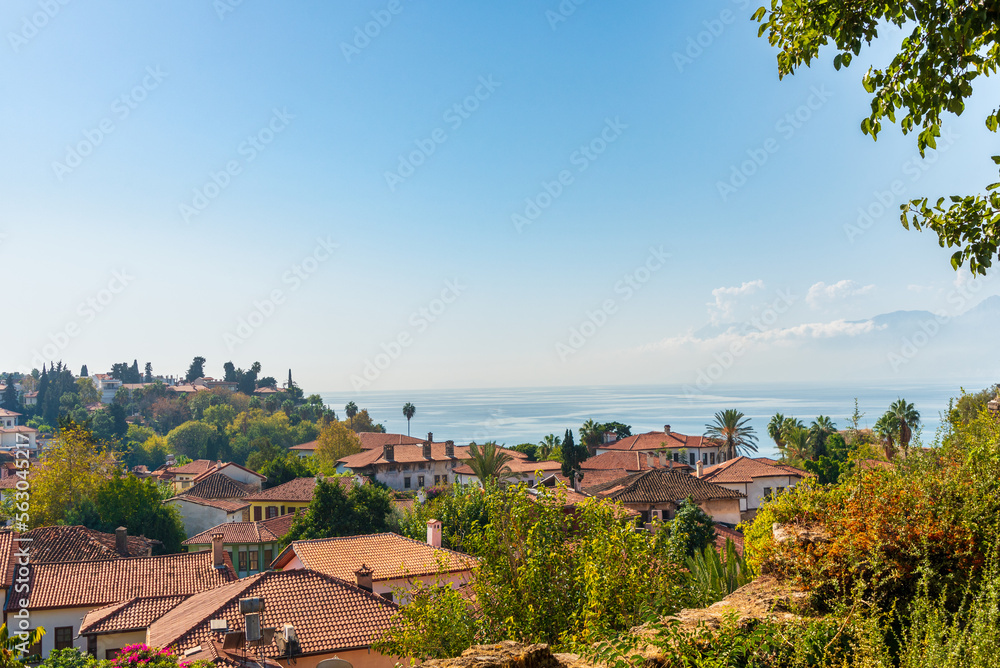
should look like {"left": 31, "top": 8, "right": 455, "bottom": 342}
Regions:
{"left": 4, "top": 0, "right": 998, "bottom": 392}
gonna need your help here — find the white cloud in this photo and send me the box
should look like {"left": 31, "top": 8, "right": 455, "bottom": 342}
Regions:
{"left": 638, "top": 318, "right": 879, "bottom": 353}
{"left": 806, "top": 280, "right": 875, "bottom": 309}
{"left": 708, "top": 280, "right": 764, "bottom": 324}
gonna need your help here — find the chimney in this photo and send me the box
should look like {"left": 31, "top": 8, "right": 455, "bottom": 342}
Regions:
{"left": 383, "top": 444, "right": 394, "bottom": 461}
{"left": 422, "top": 440, "right": 432, "bottom": 460}
{"left": 115, "top": 527, "right": 128, "bottom": 556}
{"left": 696, "top": 460, "right": 704, "bottom": 478}
{"left": 658, "top": 452, "right": 667, "bottom": 467}
{"left": 426, "top": 519, "right": 442, "bottom": 548}
{"left": 445, "top": 440, "right": 454, "bottom": 458}
{"left": 354, "top": 564, "right": 373, "bottom": 592}
{"left": 427, "top": 431, "right": 433, "bottom": 443}
{"left": 664, "top": 425, "right": 671, "bottom": 434}
{"left": 212, "top": 533, "right": 225, "bottom": 568}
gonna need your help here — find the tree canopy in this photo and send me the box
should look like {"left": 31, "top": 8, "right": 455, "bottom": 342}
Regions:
{"left": 754, "top": 0, "right": 1000, "bottom": 274}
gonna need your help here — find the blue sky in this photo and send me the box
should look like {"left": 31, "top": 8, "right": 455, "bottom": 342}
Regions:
{"left": 3, "top": 0, "right": 998, "bottom": 392}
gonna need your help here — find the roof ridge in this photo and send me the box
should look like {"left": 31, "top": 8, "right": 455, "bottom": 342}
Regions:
{"left": 154, "top": 572, "right": 266, "bottom": 648}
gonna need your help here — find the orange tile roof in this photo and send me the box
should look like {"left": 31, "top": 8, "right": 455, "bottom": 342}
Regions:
{"left": 21, "top": 526, "right": 157, "bottom": 562}
{"left": 192, "top": 462, "right": 266, "bottom": 483}
{"left": 0, "top": 409, "right": 21, "bottom": 418}
{"left": 182, "top": 512, "right": 299, "bottom": 546}
{"left": 169, "top": 459, "right": 221, "bottom": 476}
{"left": 0, "top": 530, "right": 16, "bottom": 589}
{"left": 289, "top": 440, "right": 317, "bottom": 451}
{"left": 273, "top": 533, "right": 475, "bottom": 582}
{"left": 6, "top": 550, "right": 237, "bottom": 612}
{"left": 579, "top": 468, "right": 634, "bottom": 491}
{"left": 79, "top": 595, "right": 189, "bottom": 635}
{"left": 243, "top": 476, "right": 355, "bottom": 503}
{"left": 339, "top": 442, "right": 471, "bottom": 467}
{"left": 599, "top": 430, "right": 719, "bottom": 452}
{"left": 181, "top": 472, "right": 258, "bottom": 499}
{"left": 356, "top": 432, "right": 424, "bottom": 450}
{"left": 700, "top": 456, "right": 809, "bottom": 484}
{"left": 148, "top": 569, "right": 399, "bottom": 658}
{"left": 587, "top": 469, "right": 745, "bottom": 504}
{"left": 581, "top": 450, "right": 693, "bottom": 472}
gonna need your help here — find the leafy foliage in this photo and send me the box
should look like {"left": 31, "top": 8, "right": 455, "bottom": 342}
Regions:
{"left": 372, "top": 573, "right": 477, "bottom": 660}
{"left": 282, "top": 477, "right": 394, "bottom": 544}
{"left": 685, "top": 539, "right": 752, "bottom": 608}
{"left": 753, "top": 0, "right": 1000, "bottom": 274}
{"left": 397, "top": 483, "right": 489, "bottom": 553}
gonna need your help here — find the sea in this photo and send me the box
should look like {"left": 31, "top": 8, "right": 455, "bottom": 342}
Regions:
{"left": 320, "top": 381, "right": 990, "bottom": 460}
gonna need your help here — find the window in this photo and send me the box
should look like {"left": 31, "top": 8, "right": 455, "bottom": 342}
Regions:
{"left": 106, "top": 650, "right": 121, "bottom": 660}
{"left": 55, "top": 626, "right": 74, "bottom": 650}
{"left": 253, "top": 506, "right": 262, "bottom": 521}
{"left": 710, "top": 453, "right": 715, "bottom": 465}
{"left": 777, "top": 486, "right": 785, "bottom": 495}
{"left": 442, "top": 475, "right": 448, "bottom": 485}
{"left": 265, "top": 506, "right": 279, "bottom": 519}
{"left": 23, "top": 631, "right": 40, "bottom": 659}
{"left": 381, "top": 592, "right": 394, "bottom": 603}
{"left": 418, "top": 475, "right": 425, "bottom": 487}
{"left": 673, "top": 452, "right": 679, "bottom": 462}
{"left": 264, "top": 548, "right": 273, "bottom": 565}
{"left": 688, "top": 452, "right": 696, "bottom": 466}
{"left": 239, "top": 550, "right": 247, "bottom": 572}
{"left": 434, "top": 475, "right": 441, "bottom": 485}
{"left": 250, "top": 550, "right": 259, "bottom": 572}
{"left": 404, "top": 477, "right": 411, "bottom": 489}
{"left": 402, "top": 464, "right": 410, "bottom": 471}
{"left": 280, "top": 506, "right": 285, "bottom": 515}
{"left": 763, "top": 487, "right": 773, "bottom": 499}
{"left": 88, "top": 635, "right": 97, "bottom": 657}
{"left": 703, "top": 454, "right": 709, "bottom": 465}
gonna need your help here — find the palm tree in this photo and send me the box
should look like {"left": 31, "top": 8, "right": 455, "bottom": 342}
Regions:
{"left": 466, "top": 441, "right": 515, "bottom": 484}
{"left": 767, "top": 413, "right": 787, "bottom": 449}
{"left": 874, "top": 412, "right": 898, "bottom": 460}
{"left": 538, "top": 433, "right": 562, "bottom": 461}
{"left": 888, "top": 399, "right": 920, "bottom": 456}
{"left": 809, "top": 415, "right": 837, "bottom": 458}
{"left": 345, "top": 401, "right": 358, "bottom": 429}
{"left": 780, "top": 426, "right": 813, "bottom": 465}
{"left": 704, "top": 409, "right": 758, "bottom": 460}
{"left": 402, "top": 402, "right": 416, "bottom": 436}
{"left": 0, "top": 623, "right": 43, "bottom": 666}
{"left": 579, "top": 418, "right": 602, "bottom": 453}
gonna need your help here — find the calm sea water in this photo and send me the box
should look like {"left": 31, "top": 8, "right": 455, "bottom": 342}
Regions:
{"left": 319, "top": 382, "right": 984, "bottom": 459}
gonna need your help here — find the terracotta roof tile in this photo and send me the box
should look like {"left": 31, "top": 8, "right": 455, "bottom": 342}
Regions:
{"left": 244, "top": 476, "right": 353, "bottom": 503}
{"left": 79, "top": 595, "right": 189, "bottom": 635}
{"left": 587, "top": 469, "right": 745, "bottom": 504}
{"left": 7, "top": 550, "right": 237, "bottom": 612}
{"left": 453, "top": 459, "right": 562, "bottom": 476}
{"left": 182, "top": 513, "right": 299, "bottom": 546}
{"left": 599, "top": 430, "right": 719, "bottom": 452}
{"left": 20, "top": 526, "right": 157, "bottom": 562}
{"left": 581, "top": 450, "right": 693, "bottom": 472}
{"left": 356, "top": 432, "right": 424, "bottom": 450}
{"left": 182, "top": 472, "right": 258, "bottom": 500}
{"left": 0, "top": 530, "right": 16, "bottom": 588}
{"left": 273, "top": 533, "right": 475, "bottom": 582}
{"left": 169, "top": 460, "right": 221, "bottom": 475}
{"left": 700, "top": 457, "right": 809, "bottom": 485}
{"left": 339, "top": 443, "right": 470, "bottom": 467}
{"left": 166, "top": 495, "right": 250, "bottom": 513}
{"left": 148, "top": 569, "right": 398, "bottom": 658}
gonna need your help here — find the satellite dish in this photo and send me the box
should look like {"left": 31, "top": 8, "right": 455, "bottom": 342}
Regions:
{"left": 316, "top": 658, "right": 353, "bottom": 668}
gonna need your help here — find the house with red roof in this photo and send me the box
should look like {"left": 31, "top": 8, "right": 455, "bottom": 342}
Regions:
{"left": 337, "top": 436, "right": 469, "bottom": 491}
{"left": 6, "top": 543, "right": 237, "bottom": 659}
{"left": 242, "top": 476, "right": 357, "bottom": 521}
{"left": 272, "top": 526, "right": 476, "bottom": 604}
{"left": 182, "top": 512, "right": 298, "bottom": 577}
{"left": 0, "top": 409, "right": 37, "bottom": 454}
{"left": 595, "top": 425, "right": 730, "bottom": 468}
{"left": 453, "top": 453, "right": 562, "bottom": 487}
{"left": 699, "top": 456, "right": 810, "bottom": 517}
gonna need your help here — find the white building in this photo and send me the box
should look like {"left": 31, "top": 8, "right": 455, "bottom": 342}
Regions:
{"left": 699, "top": 456, "right": 810, "bottom": 516}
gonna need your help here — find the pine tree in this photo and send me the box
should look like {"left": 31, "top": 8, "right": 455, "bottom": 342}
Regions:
{"left": 560, "top": 428, "right": 578, "bottom": 478}
{"left": 80, "top": 364, "right": 88, "bottom": 377}
{"left": 2, "top": 375, "right": 18, "bottom": 411}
